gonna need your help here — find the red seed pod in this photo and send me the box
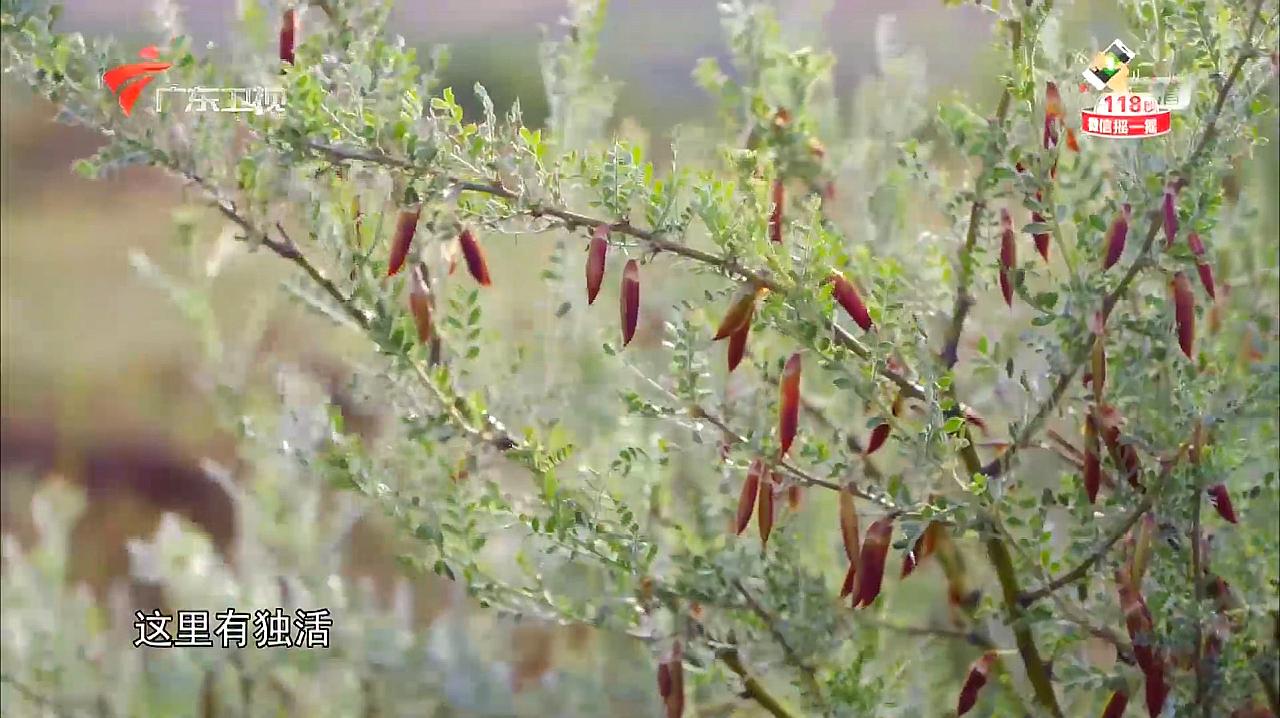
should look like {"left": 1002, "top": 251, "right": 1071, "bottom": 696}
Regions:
{"left": 1084, "top": 413, "right": 1102, "bottom": 504}
{"left": 1045, "top": 81, "right": 1064, "bottom": 121}
{"left": 1144, "top": 669, "right": 1169, "bottom": 718}
{"left": 620, "top": 260, "right": 640, "bottom": 347}
{"left": 280, "top": 8, "right": 297, "bottom": 65}
{"left": 657, "top": 663, "right": 672, "bottom": 699}
{"left": 1196, "top": 262, "right": 1217, "bottom": 300}
{"left": 864, "top": 422, "right": 890, "bottom": 456}
{"left": 1162, "top": 186, "right": 1178, "bottom": 247}
{"left": 1100, "top": 691, "right": 1129, "bottom": 718}
{"left": 1043, "top": 114, "right": 1058, "bottom": 149}
{"left": 387, "top": 207, "right": 421, "bottom": 277}
{"left": 1104, "top": 204, "right": 1131, "bottom": 270}
{"left": 999, "top": 209, "right": 1016, "bottom": 307}
{"left": 1043, "top": 81, "right": 1064, "bottom": 150}
{"left": 851, "top": 516, "right": 894, "bottom": 608}
{"left": 585, "top": 226, "right": 608, "bottom": 305}
{"left": 901, "top": 522, "right": 940, "bottom": 579}
{"left": 757, "top": 469, "right": 775, "bottom": 546}
{"left": 778, "top": 353, "right": 802, "bottom": 459}
{"left": 663, "top": 642, "right": 685, "bottom": 718}
{"left": 1030, "top": 210, "right": 1051, "bottom": 262}
{"left": 1130, "top": 513, "right": 1156, "bottom": 585}
{"left": 956, "top": 651, "right": 997, "bottom": 716}
{"left": 1065, "top": 126, "right": 1081, "bottom": 153}
{"left": 1187, "top": 232, "right": 1207, "bottom": 257}
{"left": 1097, "top": 404, "right": 1143, "bottom": 489}
{"left": 408, "top": 263, "right": 434, "bottom": 343}
{"left": 768, "top": 179, "right": 784, "bottom": 243}
{"left": 1118, "top": 580, "right": 1161, "bottom": 680}
{"left": 839, "top": 561, "right": 857, "bottom": 598}
{"left": 830, "top": 274, "right": 874, "bottom": 331}
{"left": 458, "top": 228, "right": 492, "bottom": 286}
{"left": 727, "top": 323, "right": 749, "bottom": 372}
{"left": 1091, "top": 335, "right": 1107, "bottom": 405}
{"left": 713, "top": 285, "right": 762, "bottom": 340}
{"left": 1206, "top": 483, "right": 1238, "bottom": 523}
{"left": 1172, "top": 271, "right": 1195, "bottom": 359}
{"left": 735, "top": 460, "right": 763, "bottom": 535}
{"left": 787, "top": 484, "right": 802, "bottom": 510}
{"left": 839, "top": 489, "right": 860, "bottom": 564}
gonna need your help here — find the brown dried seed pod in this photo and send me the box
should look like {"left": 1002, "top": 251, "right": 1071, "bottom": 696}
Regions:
{"left": 585, "top": 226, "right": 608, "bottom": 305}
{"left": 408, "top": 263, "right": 434, "bottom": 343}
{"left": 830, "top": 274, "right": 874, "bottom": 331}
{"left": 387, "top": 206, "right": 421, "bottom": 277}
{"left": 620, "top": 260, "right": 640, "bottom": 347}
{"left": 735, "top": 460, "right": 763, "bottom": 535}
{"left": 458, "top": 227, "right": 492, "bottom": 287}
{"left": 778, "top": 353, "right": 802, "bottom": 458}
{"left": 1172, "top": 271, "right": 1195, "bottom": 359}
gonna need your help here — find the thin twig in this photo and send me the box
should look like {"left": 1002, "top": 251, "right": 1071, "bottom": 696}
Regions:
{"left": 715, "top": 646, "right": 802, "bottom": 718}
{"left": 732, "top": 580, "right": 828, "bottom": 710}
{"left": 1018, "top": 442, "right": 1188, "bottom": 605}
{"left": 941, "top": 18, "right": 1021, "bottom": 369}
{"left": 853, "top": 616, "right": 993, "bottom": 647}
{"left": 800, "top": 397, "right": 884, "bottom": 482}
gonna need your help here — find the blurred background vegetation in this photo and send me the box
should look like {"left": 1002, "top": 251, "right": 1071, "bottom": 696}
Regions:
{"left": 1, "top": 0, "right": 1276, "bottom": 715}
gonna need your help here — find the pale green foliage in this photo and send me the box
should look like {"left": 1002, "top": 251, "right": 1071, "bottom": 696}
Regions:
{"left": 2, "top": 0, "right": 1278, "bottom": 716}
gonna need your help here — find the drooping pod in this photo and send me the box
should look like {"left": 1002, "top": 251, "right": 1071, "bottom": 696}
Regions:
{"left": 1206, "top": 483, "right": 1238, "bottom": 523}
{"left": 735, "top": 459, "right": 764, "bottom": 535}
{"left": 768, "top": 179, "right": 784, "bottom": 243}
{"left": 1104, "top": 204, "right": 1131, "bottom": 270}
{"left": 585, "top": 225, "right": 609, "bottom": 305}
{"left": 1129, "top": 513, "right": 1156, "bottom": 585}
{"left": 726, "top": 324, "right": 749, "bottom": 372}
{"left": 786, "top": 484, "right": 802, "bottom": 510}
{"left": 457, "top": 227, "right": 492, "bottom": 286}
{"left": 999, "top": 208, "right": 1016, "bottom": 307}
{"left": 1172, "top": 271, "right": 1195, "bottom": 359}
{"left": 901, "top": 522, "right": 941, "bottom": 578}
{"left": 956, "top": 651, "right": 997, "bottom": 716}
{"left": 387, "top": 206, "right": 421, "bottom": 277}
{"left": 851, "top": 516, "right": 894, "bottom": 608}
{"left": 620, "top": 260, "right": 640, "bottom": 347}
{"left": 713, "top": 285, "right": 763, "bottom": 340}
{"left": 1043, "top": 81, "right": 1064, "bottom": 149}
{"left": 830, "top": 274, "right": 874, "bottom": 331}
{"left": 1084, "top": 412, "right": 1103, "bottom": 504}
{"left": 864, "top": 422, "right": 890, "bottom": 456}
{"left": 408, "top": 263, "right": 434, "bottom": 343}
{"left": 1187, "top": 233, "right": 1217, "bottom": 299}
{"left": 280, "top": 8, "right": 297, "bottom": 65}
{"left": 839, "top": 489, "right": 860, "bottom": 564}
{"left": 778, "top": 353, "right": 802, "bottom": 459}
{"left": 1100, "top": 691, "right": 1128, "bottom": 718}
{"left": 757, "top": 468, "right": 776, "bottom": 546}
{"left": 1118, "top": 578, "right": 1168, "bottom": 717}
{"left": 1030, "top": 202, "right": 1051, "bottom": 262}
{"left": 657, "top": 641, "right": 684, "bottom": 718}
{"left": 1065, "top": 126, "right": 1081, "bottom": 153}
